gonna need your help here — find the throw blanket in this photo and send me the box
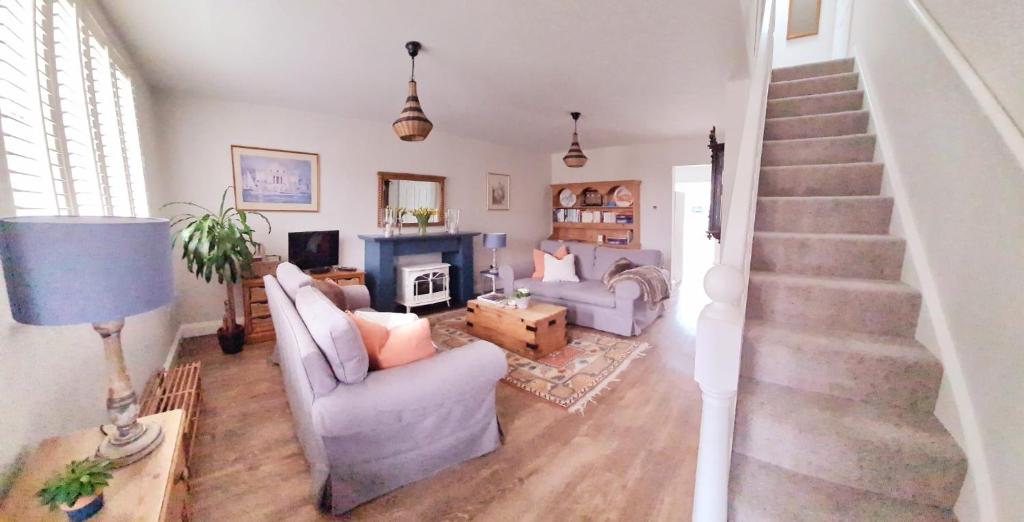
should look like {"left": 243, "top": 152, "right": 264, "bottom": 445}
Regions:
{"left": 607, "top": 265, "right": 672, "bottom": 305}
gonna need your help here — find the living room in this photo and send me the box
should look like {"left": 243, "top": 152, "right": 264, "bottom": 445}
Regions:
{"left": 5, "top": 1, "right": 1022, "bottom": 521}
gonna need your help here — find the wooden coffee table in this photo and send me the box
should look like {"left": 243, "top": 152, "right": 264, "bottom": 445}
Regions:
{"left": 466, "top": 300, "right": 568, "bottom": 359}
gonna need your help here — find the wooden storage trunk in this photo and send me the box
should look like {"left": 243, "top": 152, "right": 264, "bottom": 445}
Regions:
{"left": 466, "top": 301, "right": 568, "bottom": 359}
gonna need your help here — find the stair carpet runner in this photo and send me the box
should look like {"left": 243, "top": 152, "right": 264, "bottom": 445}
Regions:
{"left": 729, "top": 57, "right": 967, "bottom": 521}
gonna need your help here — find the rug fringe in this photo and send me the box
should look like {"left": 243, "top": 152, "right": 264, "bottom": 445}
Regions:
{"left": 568, "top": 342, "right": 651, "bottom": 415}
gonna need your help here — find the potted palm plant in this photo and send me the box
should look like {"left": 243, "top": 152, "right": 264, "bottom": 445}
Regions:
{"left": 165, "top": 187, "right": 270, "bottom": 354}
{"left": 37, "top": 458, "right": 113, "bottom": 521}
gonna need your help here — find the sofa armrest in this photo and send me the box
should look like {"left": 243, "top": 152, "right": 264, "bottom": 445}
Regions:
{"left": 498, "top": 261, "right": 534, "bottom": 294}
{"left": 311, "top": 340, "right": 507, "bottom": 437}
{"left": 612, "top": 279, "right": 643, "bottom": 310}
{"left": 339, "top": 284, "right": 371, "bottom": 311}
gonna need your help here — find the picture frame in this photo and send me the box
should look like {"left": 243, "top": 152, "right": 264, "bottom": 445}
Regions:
{"left": 486, "top": 172, "right": 510, "bottom": 211}
{"left": 231, "top": 145, "right": 320, "bottom": 212}
{"left": 786, "top": 0, "right": 822, "bottom": 40}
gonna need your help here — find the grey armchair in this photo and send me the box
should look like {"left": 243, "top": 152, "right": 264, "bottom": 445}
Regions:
{"left": 264, "top": 264, "right": 507, "bottom": 514}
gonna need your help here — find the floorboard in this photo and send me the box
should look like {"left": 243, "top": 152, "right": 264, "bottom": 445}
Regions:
{"left": 178, "top": 292, "right": 702, "bottom": 521}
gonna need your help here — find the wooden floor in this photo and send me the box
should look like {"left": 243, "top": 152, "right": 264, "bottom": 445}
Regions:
{"left": 178, "top": 292, "right": 703, "bottom": 521}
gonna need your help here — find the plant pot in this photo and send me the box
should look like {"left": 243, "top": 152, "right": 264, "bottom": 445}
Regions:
{"left": 60, "top": 492, "right": 104, "bottom": 522}
{"left": 217, "top": 324, "right": 245, "bottom": 354}
{"left": 514, "top": 297, "right": 531, "bottom": 309}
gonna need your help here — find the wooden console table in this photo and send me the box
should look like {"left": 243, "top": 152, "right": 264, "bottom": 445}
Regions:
{"left": 0, "top": 410, "right": 188, "bottom": 521}
{"left": 242, "top": 269, "right": 365, "bottom": 344}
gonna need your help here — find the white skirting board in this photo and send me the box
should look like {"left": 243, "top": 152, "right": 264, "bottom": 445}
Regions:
{"left": 162, "top": 318, "right": 242, "bottom": 370}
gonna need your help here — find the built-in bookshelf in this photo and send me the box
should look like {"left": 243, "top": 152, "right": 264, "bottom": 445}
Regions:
{"left": 549, "top": 180, "right": 641, "bottom": 249}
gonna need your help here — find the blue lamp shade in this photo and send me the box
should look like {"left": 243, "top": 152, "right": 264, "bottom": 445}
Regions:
{"left": 0, "top": 217, "right": 174, "bottom": 326}
{"left": 482, "top": 232, "right": 507, "bottom": 249}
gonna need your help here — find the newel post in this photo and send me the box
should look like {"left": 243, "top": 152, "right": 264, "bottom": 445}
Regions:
{"left": 692, "top": 264, "right": 745, "bottom": 522}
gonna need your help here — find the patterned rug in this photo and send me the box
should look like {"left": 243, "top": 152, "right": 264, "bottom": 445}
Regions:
{"left": 429, "top": 309, "right": 651, "bottom": 414}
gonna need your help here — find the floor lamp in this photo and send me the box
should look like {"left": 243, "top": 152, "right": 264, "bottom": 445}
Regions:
{"left": 0, "top": 216, "right": 174, "bottom": 467}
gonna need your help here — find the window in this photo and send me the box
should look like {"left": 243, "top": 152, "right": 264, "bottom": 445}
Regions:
{"left": 0, "top": 0, "right": 148, "bottom": 217}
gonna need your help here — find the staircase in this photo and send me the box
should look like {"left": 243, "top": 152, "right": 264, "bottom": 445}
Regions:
{"left": 728, "top": 58, "right": 967, "bottom": 521}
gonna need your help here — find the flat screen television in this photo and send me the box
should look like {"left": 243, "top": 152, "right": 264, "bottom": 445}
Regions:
{"left": 288, "top": 230, "right": 339, "bottom": 272}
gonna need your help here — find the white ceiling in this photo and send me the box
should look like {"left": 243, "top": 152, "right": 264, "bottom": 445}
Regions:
{"left": 99, "top": 0, "right": 749, "bottom": 152}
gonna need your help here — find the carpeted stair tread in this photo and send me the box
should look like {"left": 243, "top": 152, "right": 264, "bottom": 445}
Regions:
{"left": 771, "top": 57, "right": 856, "bottom": 82}
{"left": 742, "top": 320, "right": 942, "bottom": 410}
{"left": 729, "top": 454, "right": 956, "bottom": 522}
{"left": 763, "top": 110, "right": 869, "bottom": 140}
{"left": 769, "top": 72, "right": 860, "bottom": 100}
{"left": 762, "top": 134, "right": 876, "bottom": 166}
{"left": 766, "top": 90, "right": 863, "bottom": 118}
{"left": 751, "top": 231, "right": 905, "bottom": 280}
{"left": 746, "top": 271, "right": 921, "bottom": 338}
{"left": 759, "top": 162, "right": 883, "bottom": 197}
{"left": 734, "top": 378, "right": 967, "bottom": 508}
{"left": 754, "top": 195, "right": 893, "bottom": 234}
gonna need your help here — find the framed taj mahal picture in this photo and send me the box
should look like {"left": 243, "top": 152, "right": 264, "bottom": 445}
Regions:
{"left": 231, "top": 145, "right": 320, "bottom": 212}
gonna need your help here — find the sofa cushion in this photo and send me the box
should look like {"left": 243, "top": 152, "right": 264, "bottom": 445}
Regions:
{"left": 542, "top": 253, "right": 579, "bottom": 282}
{"left": 540, "top": 240, "right": 597, "bottom": 280}
{"left": 295, "top": 286, "right": 369, "bottom": 384}
{"left": 277, "top": 262, "right": 313, "bottom": 301}
{"left": 354, "top": 310, "right": 419, "bottom": 329}
{"left": 312, "top": 279, "right": 348, "bottom": 309}
{"left": 531, "top": 246, "right": 568, "bottom": 279}
{"left": 514, "top": 278, "right": 616, "bottom": 308}
{"left": 349, "top": 312, "right": 435, "bottom": 370}
{"left": 594, "top": 247, "right": 662, "bottom": 278}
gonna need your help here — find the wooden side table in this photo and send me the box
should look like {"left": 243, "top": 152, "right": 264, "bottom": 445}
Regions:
{"left": 242, "top": 269, "right": 365, "bottom": 344}
{"left": 0, "top": 410, "right": 189, "bottom": 521}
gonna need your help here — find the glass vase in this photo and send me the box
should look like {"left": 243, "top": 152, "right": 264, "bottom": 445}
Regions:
{"left": 417, "top": 221, "right": 428, "bottom": 236}
{"left": 445, "top": 208, "right": 460, "bottom": 234}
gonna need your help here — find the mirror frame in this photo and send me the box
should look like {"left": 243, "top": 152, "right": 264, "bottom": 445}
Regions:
{"left": 786, "top": 0, "right": 822, "bottom": 40}
{"left": 377, "top": 172, "right": 447, "bottom": 227}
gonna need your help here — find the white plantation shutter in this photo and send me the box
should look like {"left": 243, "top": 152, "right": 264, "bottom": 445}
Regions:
{"left": 0, "top": 0, "right": 148, "bottom": 218}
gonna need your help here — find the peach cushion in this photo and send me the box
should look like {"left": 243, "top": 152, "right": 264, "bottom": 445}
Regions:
{"left": 347, "top": 312, "right": 435, "bottom": 370}
{"left": 531, "top": 245, "right": 569, "bottom": 279}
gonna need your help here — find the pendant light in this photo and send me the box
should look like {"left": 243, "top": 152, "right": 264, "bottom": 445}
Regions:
{"left": 392, "top": 41, "right": 433, "bottom": 141}
{"left": 562, "top": 112, "right": 588, "bottom": 168}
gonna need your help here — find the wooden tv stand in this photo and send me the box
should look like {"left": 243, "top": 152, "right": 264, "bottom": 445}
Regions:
{"left": 242, "top": 268, "right": 365, "bottom": 344}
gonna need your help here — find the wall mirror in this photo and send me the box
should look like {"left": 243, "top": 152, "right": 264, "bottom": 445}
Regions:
{"left": 787, "top": 0, "right": 821, "bottom": 39}
{"left": 377, "top": 172, "right": 446, "bottom": 227}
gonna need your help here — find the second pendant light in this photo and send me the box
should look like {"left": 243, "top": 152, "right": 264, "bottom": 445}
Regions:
{"left": 562, "top": 112, "right": 588, "bottom": 168}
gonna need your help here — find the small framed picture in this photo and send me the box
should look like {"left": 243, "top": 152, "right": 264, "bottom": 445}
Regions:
{"left": 487, "top": 172, "right": 510, "bottom": 211}
{"left": 231, "top": 145, "right": 320, "bottom": 212}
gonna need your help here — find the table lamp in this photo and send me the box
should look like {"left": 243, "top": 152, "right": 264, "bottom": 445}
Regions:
{"left": 0, "top": 217, "right": 174, "bottom": 467}
{"left": 482, "top": 232, "right": 507, "bottom": 271}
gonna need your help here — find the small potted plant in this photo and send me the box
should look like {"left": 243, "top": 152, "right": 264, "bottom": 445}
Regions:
{"left": 410, "top": 207, "right": 437, "bottom": 235}
{"left": 513, "top": 288, "right": 532, "bottom": 309}
{"left": 165, "top": 187, "right": 271, "bottom": 354}
{"left": 37, "top": 458, "right": 113, "bottom": 521}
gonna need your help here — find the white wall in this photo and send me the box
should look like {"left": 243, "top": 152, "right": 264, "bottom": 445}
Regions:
{"left": 850, "top": 0, "right": 1024, "bottom": 519}
{"left": 155, "top": 92, "right": 552, "bottom": 324}
{"left": 773, "top": 0, "right": 838, "bottom": 67}
{"left": 917, "top": 0, "right": 1024, "bottom": 133}
{"left": 549, "top": 138, "right": 710, "bottom": 268}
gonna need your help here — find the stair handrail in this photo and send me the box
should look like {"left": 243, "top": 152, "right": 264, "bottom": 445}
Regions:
{"left": 691, "top": 0, "right": 776, "bottom": 520}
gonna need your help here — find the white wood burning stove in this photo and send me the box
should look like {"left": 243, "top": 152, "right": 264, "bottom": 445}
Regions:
{"left": 396, "top": 263, "right": 451, "bottom": 313}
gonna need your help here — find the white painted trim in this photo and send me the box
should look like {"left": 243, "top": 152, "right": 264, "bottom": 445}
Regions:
{"left": 905, "top": 0, "right": 1024, "bottom": 171}
{"left": 161, "top": 319, "right": 229, "bottom": 370}
{"left": 857, "top": 59, "right": 996, "bottom": 522}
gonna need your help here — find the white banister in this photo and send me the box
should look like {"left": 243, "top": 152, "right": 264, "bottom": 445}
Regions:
{"left": 691, "top": 0, "right": 776, "bottom": 520}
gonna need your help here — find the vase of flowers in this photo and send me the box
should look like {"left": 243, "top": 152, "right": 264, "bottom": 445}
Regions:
{"left": 394, "top": 207, "right": 407, "bottom": 235}
{"left": 410, "top": 207, "right": 437, "bottom": 236}
{"left": 37, "top": 458, "right": 113, "bottom": 521}
{"left": 513, "top": 288, "right": 532, "bottom": 309}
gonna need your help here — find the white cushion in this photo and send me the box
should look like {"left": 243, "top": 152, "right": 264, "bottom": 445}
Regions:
{"left": 295, "top": 286, "right": 369, "bottom": 384}
{"left": 542, "top": 253, "right": 579, "bottom": 283}
{"left": 277, "top": 262, "right": 313, "bottom": 301}
{"left": 353, "top": 310, "right": 419, "bottom": 330}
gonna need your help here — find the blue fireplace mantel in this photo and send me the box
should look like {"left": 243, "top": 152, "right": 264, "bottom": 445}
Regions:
{"left": 358, "top": 232, "right": 480, "bottom": 312}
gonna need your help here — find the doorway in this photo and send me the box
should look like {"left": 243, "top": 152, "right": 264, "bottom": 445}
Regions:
{"left": 671, "top": 166, "right": 714, "bottom": 332}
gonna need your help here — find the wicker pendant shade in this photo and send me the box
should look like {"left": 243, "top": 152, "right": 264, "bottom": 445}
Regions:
{"left": 562, "top": 112, "right": 588, "bottom": 168}
{"left": 393, "top": 41, "right": 433, "bottom": 142}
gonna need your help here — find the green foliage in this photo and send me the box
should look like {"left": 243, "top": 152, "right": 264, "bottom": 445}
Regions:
{"left": 36, "top": 458, "right": 113, "bottom": 511}
{"left": 514, "top": 288, "right": 532, "bottom": 299}
{"left": 163, "top": 187, "right": 271, "bottom": 286}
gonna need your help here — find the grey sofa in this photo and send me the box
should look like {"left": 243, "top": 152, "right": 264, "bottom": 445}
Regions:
{"left": 263, "top": 264, "right": 507, "bottom": 514}
{"left": 499, "top": 240, "right": 665, "bottom": 336}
